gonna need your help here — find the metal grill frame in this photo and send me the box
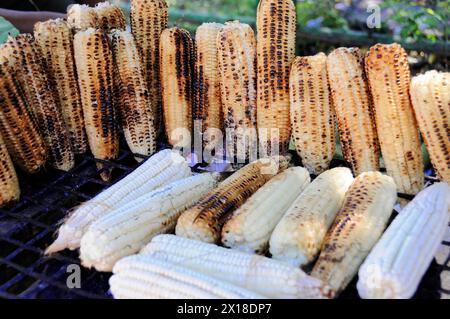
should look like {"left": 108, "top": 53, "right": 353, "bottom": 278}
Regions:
{"left": 0, "top": 147, "right": 449, "bottom": 299}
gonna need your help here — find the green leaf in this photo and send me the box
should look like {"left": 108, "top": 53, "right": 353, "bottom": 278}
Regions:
{"left": 0, "top": 17, "right": 19, "bottom": 44}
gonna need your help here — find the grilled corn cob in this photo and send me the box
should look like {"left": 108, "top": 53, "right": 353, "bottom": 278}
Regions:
{"left": 74, "top": 28, "right": 119, "bottom": 180}
{"left": 290, "top": 53, "right": 335, "bottom": 174}
{"left": 310, "top": 172, "right": 397, "bottom": 295}
{"left": 327, "top": 47, "right": 380, "bottom": 175}
{"left": 410, "top": 71, "right": 450, "bottom": 183}
{"left": 110, "top": 29, "right": 156, "bottom": 159}
{"left": 34, "top": 19, "right": 87, "bottom": 155}
{"left": 67, "top": 4, "right": 99, "bottom": 32}
{"left": 160, "top": 27, "right": 195, "bottom": 148}
{"left": 141, "top": 234, "right": 334, "bottom": 299}
{"left": 0, "top": 59, "right": 47, "bottom": 173}
{"left": 217, "top": 21, "right": 258, "bottom": 164}
{"left": 256, "top": 0, "right": 296, "bottom": 154}
{"left": 0, "top": 132, "right": 20, "bottom": 205}
{"left": 176, "top": 156, "right": 290, "bottom": 244}
{"left": 269, "top": 167, "right": 354, "bottom": 267}
{"left": 194, "top": 23, "right": 224, "bottom": 151}
{"left": 95, "top": 1, "right": 126, "bottom": 31}
{"left": 357, "top": 183, "right": 450, "bottom": 299}
{"left": 46, "top": 149, "right": 190, "bottom": 254}
{"left": 131, "top": 0, "right": 168, "bottom": 135}
{"left": 3, "top": 34, "right": 74, "bottom": 172}
{"left": 110, "top": 255, "right": 265, "bottom": 299}
{"left": 80, "top": 173, "right": 220, "bottom": 272}
{"left": 365, "top": 43, "right": 423, "bottom": 195}
{"left": 222, "top": 167, "right": 310, "bottom": 254}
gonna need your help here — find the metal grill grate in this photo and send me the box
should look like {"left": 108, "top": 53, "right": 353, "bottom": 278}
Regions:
{"left": 0, "top": 148, "right": 449, "bottom": 299}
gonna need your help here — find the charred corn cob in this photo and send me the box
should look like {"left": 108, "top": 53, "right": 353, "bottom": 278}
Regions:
{"left": 0, "top": 58, "right": 47, "bottom": 173}
{"left": 160, "top": 27, "right": 195, "bottom": 148}
{"left": 194, "top": 23, "right": 224, "bottom": 151}
{"left": 34, "top": 19, "right": 87, "bottom": 155}
{"left": 221, "top": 167, "right": 310, "bottom": 254}
{"left": 0, "top": 132, "right": 20, "bottom": 205}
{"left": 67, "top": 4, "right": 99, "bottom": 32}
{"left": 327, "top": 47, "right": 380, "bottom": 176}
{"left": 3, "top": 34, "right": 74, "bottom": 172}
{"left": 45, "top": 149, "right": 190, "bottom": 254}
{"left": 110, "top": 255, "right": 265, "bottom": 299}
{"left": 176, "top": 156, "right": 290, "bottom": 244}
{"left": 310, "top": 172, "right": 397, "bottom": 295}
{"left": 131, "top": 0, "right": 168, "bottom": 135}
{"left": 269, "top": 167, "right": 354, "bottom": 267}
{"left": 410, "top": 71, "right": 450, "bottom": 183}
{"left": 365, "top": 43, "right": 423, "bottom": 195}
{"left": 110, "top": 29, "right": 156, "bottom": 159}
{"left": 357, "top": 183, "right": 450, "bottom": 299}
{"left": 141, "top": 234, "right": 334, "bottom": 299}
{"left": 95, "top": 1, "right": 126, "bottom": 31}
{"left": 80, "top": 173, "right": 220, "bottom": 272}
{"left": 290, "top": 53, "right": 335, "bottom": 174}
{"left": 217, "top": 21, "right": 258, "bottom": 164}
{"left": 256, "top": 0, "right": 296, "bottom": 154}
{"left": 74, "top": 28, "right": 119, "bottom": 180}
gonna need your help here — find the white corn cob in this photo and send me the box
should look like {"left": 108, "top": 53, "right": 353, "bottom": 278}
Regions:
{"left": 410, "top": 71, "right": 450, "bottom": 183}
{"left": 110, "top": 255, "right": 265, "bottom": 299}
{"left": 310, "top": 172, "right": 397, "bottom": 294}
{"left": 80, "top": 173, "right": 220, "bottom": 272}
{"left": 95, "top": 1, "right": 126, "bottom": 31}
{"left": 46, "top": 149, "right": 190, "bottom": 254}
{"left": 67, "top": 4, "right": 99, "bottom": 32}
{"left": 290, "top": 53, "right": 336, "bottom": 175}
{"left": 141, "top": 234, "right": 334, "bottom": 299}
{"left": 357, "top": 183, "right": 450, "bottom": 299}
{"left": 221, "top": 167, "right": 310, "bottom": 254}
{"left": 269, "top": 167, "right": 354, "bottom": 267}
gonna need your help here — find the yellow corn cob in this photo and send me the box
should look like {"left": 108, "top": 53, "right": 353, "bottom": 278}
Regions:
{"left": 74, "top": 28, "right": 119, "bottom": 181}
{"left": 34, "top": 19, "right": 87, "bottom": 155}
{"left": 290, "top": 53, "right": 335, "bottom": 175}
{"left": 365, "top": 43, "right": 423, "bottom": 195}
{"left": 269, "top": 167, "right": 354, "bottom": 267}
{"left": 95, "top": 1, "right": 126, "bottom": 31}
{"left": 160, "top": 27, "right": 195, "bottom": 148}
{"left": 194, "top": 23, "right": 224, "bottom": 152}
{"left": 327, "top": 47, "right": 380, "bottom": 176}
{"left": 257, "top": 0, "right": 296, "bottom": 154}
{"left": 110, "top": 29, "right": 156, "bottom": 159}
{"left": 222, "top": 167, "right": 310, "bottom": 254}
{"left": 176, "top": 156, "right": 290, "bottom": 244}
{"left": 0, "top": 51, "right": 47, "bottom": 173}
{"left": 67, "top": 4, "right": 99, "bottom": 32}
{"left": 0, "top": 132, "right": 20, "bottom": 206}
{"left": 110, "top": 255, "right": 265, "bottom": 299}
{"left": 217, "top": 21, "right": 258, "bottom": 164}
{"left": 3, "top": 34, "right": 74, "bottom": 172}
{"left": 131, "top": 0, "right": 168, "bottom": 135}
{"left": 410, "top": 71, "right": 450, "bottom": 183}
{"left": 310, "top": 172, "right": 397, "bottom": 295}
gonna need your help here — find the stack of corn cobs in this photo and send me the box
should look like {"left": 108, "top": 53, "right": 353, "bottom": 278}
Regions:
{"left": 0, "top": 0, "right": 448, "bottom": 299}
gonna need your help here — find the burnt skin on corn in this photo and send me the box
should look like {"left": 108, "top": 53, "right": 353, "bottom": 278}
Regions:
{"left": 160, "top": 27, "right": 195, "bottom": 149}
{"left": 256, "top": 0, "right": 296, "bottom": 155}
{"left": 327, "top": 47, "right": 380, "bottom": 176}
{"left": 34, "top": 19, "right": 87, "bottom": 155}
{"left": 0, "top": 59, "right": 47, "bottom": 173}
{"left": 131, "top": 0, "right": 168, "bottom": 136}
{"left": 2, "top": 35, "right": 74, "bottom": 172}
{"left": 365, "top": 43, "right": 423, "bottom": 195}
{"left": 0, "top": 132, "right": 20, "bottom": 206}
{"left": 74, "top": 28, "right": 119, "bottom": 181}
{"left": 95, "top": 1, "right": 126, "bottom": 31}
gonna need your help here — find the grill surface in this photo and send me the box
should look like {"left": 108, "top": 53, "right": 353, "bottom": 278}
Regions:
{"left": 0, "top": 146, "right": 449, "bottom": 299}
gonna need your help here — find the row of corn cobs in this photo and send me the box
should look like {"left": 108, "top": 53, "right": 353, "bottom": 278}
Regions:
{"left": 0, "top": 0, "right": 448, "bottom": 209}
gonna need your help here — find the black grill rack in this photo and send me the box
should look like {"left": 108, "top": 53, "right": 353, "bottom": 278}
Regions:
{"left": 0, "top": 147, "right": 449, "bottom": 299}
